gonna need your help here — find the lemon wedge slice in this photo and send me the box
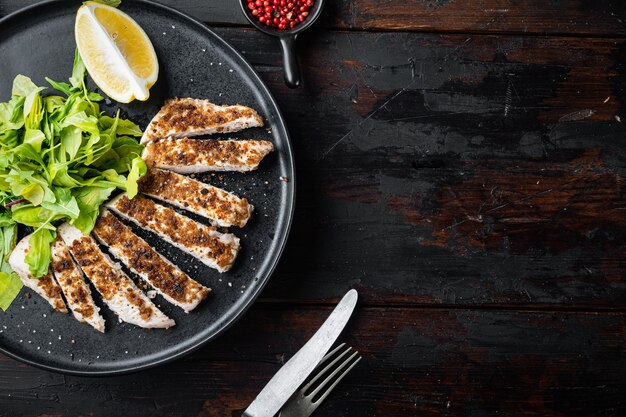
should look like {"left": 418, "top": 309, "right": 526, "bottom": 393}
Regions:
{"left": 75, "top": 2, "right": 158, "bottom": 103}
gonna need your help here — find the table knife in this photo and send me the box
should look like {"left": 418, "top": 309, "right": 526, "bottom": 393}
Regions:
{"left": 243, "top": 289, "right": 358, "bottom": 417}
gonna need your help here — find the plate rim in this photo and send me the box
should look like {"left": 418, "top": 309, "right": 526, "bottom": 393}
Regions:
{"left": 0, "top": 0, "right": 296, "bottom": 376}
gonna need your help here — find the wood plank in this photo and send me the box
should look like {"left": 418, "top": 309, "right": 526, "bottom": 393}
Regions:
{"left": 3, "top": 0, "right": 626, "bottom": 36}
{"left": 347, "top": 0, "right": 626, "bottom": 36}
{"left": 0, "top": 305, "right": 624, "bottom": 416}
{"left": 205, "top": 28, "right": 626, "bottom": 308}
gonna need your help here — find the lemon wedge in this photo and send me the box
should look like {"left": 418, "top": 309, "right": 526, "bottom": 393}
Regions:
{"left": 75, "top": 2, "right": 158, "bottom": 103}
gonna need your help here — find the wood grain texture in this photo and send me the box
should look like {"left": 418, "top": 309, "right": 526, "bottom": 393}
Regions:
{"left": 345, "top": 0, "right": 626, "bottom": 36}
{"left": 1, "top": 305, "right": 624, "bottom": 417}
{"left": 204, "top": 28, "right": 626, "bottom": 308}
{"left": 3, "top": 0, "right": 626, "bottom": 36}
{"left": 0, "top": 2, "right": 625, "bottom": 416}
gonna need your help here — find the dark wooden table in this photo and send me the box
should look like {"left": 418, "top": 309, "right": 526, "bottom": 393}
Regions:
{"left": 1, "top": 1, "right": 626, "bottom": 416}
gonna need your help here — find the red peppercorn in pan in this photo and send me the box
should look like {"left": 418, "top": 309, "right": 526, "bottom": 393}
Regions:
{"left": 247, "top": 0, "right": 315, "bottom": 30}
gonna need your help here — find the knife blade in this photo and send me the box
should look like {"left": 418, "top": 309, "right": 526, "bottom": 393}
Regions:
{"left": 243, "top": 289, "right": 358, "bottom": 417}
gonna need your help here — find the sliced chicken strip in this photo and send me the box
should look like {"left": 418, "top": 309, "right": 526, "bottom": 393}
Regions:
{"left": 50, "top": 238, "right": 105, "bottom": 332}
{"left": 9, "top": 235, "right": 68, "bottom": 314}
{"left": 142, "top": 137, "right": 274, "bottom": 173}
{"left": 93, "top": 210, "right": 211, "bottom": 312}
{"left": 58, "top": 223, "right": 175, "bottom": 329}
{"left": 140, "top": 169, "right": 253, "bottom": 228}
{"left": 141, "top": 98, "right": 263, "bottom": 144}
{"left": 106, "top": 194, "right": 240, "bottom": 272}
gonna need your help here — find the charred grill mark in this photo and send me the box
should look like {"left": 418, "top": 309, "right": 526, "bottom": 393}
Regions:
{"left": 140, "top": 169, "right": 252, "bottom": 228}
{"left": 37, "top": 275, "right": 66, "bottom": 311}
{"left": 68, "top": 236, "right": 154, "bottom": 319}
{"left": 154, "top": 99, "right": 259, "bottom": 130}
{"left": 94, "top": 211, "right": 210, "bottom": 305}
{"left": 52, "top": 259, "right": 72, "bottom": 274}
{"left": 50, "top": 239, "right": 99, "bottom": 322}
{"left": 110, "top": 195, "right": 239, "bottom": 270}
{"left": 124, "top": 289, "right": 152, "bottom": 321}
{"left": 143, "top": 98, "right": 263, "bottom": 142}
{"left": 143, "top": 138, "right": 273, "bottom": 171}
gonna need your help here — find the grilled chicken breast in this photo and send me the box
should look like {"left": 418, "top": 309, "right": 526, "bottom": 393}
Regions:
{"left": 142, "top": 137, "right": 274, "bottom": 173}
{"left": 140, "top": 169, "right": 253, "bottom": 228}
{"left": 9, "top": 235, "right": 68, "bottom": 314}
{"left": 93, "top": 210, "right": 211, "bottom": 312}
{"left": 141, "top": 98, "right": 264, "bottom": 144}
{"left": 107, "top": 194, "right": 240, "bottom": 272}
{"left": 50, "top": 238, "right": 105, "bottom": 332}
{"left": 58, "top": 223, "right": 175, "bottom": 329}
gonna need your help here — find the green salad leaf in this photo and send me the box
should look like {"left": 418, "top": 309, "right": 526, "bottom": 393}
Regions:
{"left": 0, "top": 271, "right": 21, "bottom": 311}
{"left": 0, "top": 212, "right": 19, "bottom": 311}
{"left": 72, "top": 186, "right": 115, "bottom": 234}
{"left": 0, "top": 50, "right": 145, "bottom": 310}
{"left": 24, "top": 229, "right": 56, "bottom": 279}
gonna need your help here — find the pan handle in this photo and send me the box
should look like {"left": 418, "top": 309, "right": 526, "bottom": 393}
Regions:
{"left": 279, "top": 35, "right": 300, "bottom": 88}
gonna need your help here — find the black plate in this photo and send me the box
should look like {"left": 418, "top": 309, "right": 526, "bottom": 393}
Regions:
{"left": 0, "top": 0, "right": 295, "bottom": 375}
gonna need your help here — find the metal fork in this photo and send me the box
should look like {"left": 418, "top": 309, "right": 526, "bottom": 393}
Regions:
{"left": 278, "top": 343, "right": 362, "bottom": 417}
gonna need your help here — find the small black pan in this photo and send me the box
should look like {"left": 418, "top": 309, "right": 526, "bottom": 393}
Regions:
{"left": 239, "top": 0, "right": 325, "bottom": 88}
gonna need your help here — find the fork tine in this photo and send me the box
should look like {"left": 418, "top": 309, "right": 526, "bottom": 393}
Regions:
{"left": 301, "top": 344, "right": 352, "bottom": 393}
{"left": 313, "top": 355, "right": 362, "bottom": 405}
{"left": 315, "top": 355, "right": 362, "bottom": 405}
{"left": 278, "top": 347, "right": 361, "bottom": 417}
{"left": 320, "top": 343, "right": 347, "bottom": 367}
{"left": 309, "top": 351, "right": 361, "bottom": 401}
